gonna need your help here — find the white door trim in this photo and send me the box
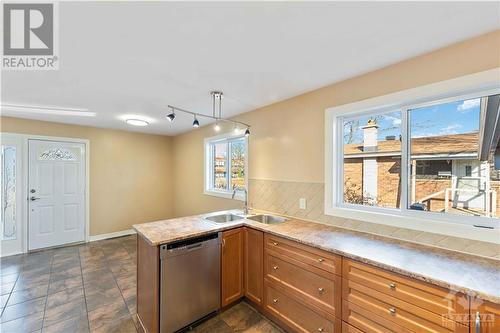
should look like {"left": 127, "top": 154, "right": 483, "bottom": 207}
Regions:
{"left": 1, "top": 133, "right": 89, "bottom": 255}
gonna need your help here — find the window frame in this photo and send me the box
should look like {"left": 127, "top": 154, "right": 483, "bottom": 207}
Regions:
{"left": 204, "top": 132, "right": 248, "bottom": 201}
{"left": 325, "top": 68, "right": 500, "bottom": 242}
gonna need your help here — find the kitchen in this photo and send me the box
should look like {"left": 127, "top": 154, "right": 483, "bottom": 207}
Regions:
{"left": 1, "top": 2, "right": 499, "bottom": 333}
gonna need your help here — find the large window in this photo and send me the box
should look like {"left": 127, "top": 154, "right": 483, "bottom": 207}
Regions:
{"left": 335, "top": 90, "right": 500, "bottom": 229}
{"left": 205, "top": 134, "right": 247, "bottom": 199}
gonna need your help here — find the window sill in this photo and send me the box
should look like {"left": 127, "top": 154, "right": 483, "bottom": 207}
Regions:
{"left": 204, "top": 189, "right": 245, "bottom": 201}
{"left": 325, "top": 206, "right": 500, "bottom": 244}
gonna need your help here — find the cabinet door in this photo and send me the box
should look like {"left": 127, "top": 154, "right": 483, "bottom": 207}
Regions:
{"left": 244, "top": 227, "right": 263, "bottom": 306}
{"left": 222, "top": 228, "right": 244, "bottom": 306}
{"left": 471, "top": 299, "right": 500, "bottom": 333}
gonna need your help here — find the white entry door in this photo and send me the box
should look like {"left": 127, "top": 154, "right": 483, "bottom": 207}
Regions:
{"left": 29, "top": 140, "right": 86, "bottom": 250}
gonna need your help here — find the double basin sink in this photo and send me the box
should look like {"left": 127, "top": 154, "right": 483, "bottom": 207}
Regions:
{"left": 205, "top": 213, "right": 288, "bottom": 225}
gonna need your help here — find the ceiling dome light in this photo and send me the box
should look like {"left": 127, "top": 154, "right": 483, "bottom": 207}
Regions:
{"left": 126, "top": 119, "right": 149, "bottom": 127}
{"left": 193, "top": 116, "right": 200, "bottom": 128}
{"left": 214, "top": 122, "right": 221, "bottom": 132}
{"left": 245, "top": 128, "right": 250, "bottom": 136}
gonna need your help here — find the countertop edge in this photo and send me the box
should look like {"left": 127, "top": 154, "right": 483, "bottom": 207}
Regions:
{"left": 132, "top": 217, "right": 500, "bottom": 304}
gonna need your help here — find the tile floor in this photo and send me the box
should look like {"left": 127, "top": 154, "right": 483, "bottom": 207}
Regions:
{"left": 0, "top": 235, "right": 282, "bottom": 333}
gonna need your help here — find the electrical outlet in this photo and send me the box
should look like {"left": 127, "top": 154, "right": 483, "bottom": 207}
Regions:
{"left": 299, "top": 198, "right": 307, "bottom": 210}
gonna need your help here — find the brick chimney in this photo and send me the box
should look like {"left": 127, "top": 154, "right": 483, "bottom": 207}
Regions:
{"left": 362, "top": 119, "right": 379, "bottom": 152}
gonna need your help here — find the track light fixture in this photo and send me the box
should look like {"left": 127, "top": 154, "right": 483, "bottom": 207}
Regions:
{"left": 192, "top": 115, "right": 200, "bottom": 128}
{"left": 167, "top": 107, "right": 175, "bottom": 122}
{"left": 167, "top": 91, "right": 251, "bottom": 134}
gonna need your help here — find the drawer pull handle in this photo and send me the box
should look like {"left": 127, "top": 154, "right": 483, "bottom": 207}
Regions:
{"left": 317, "top": 258, "right": 324, "bottom": 263}
{"left": 272, "top": 242, "right": 278, "bottom": 246}
{"left": 475, "top": 311, "right": 480, "bottom": 333}
{"left": 318, "top": 329, "right": 324, "bottom": 332}
{"left": 389, "top": 307, "right": 396, "bottom": 315}
{"left": 389, "top": 283, "right": 396, "bottom": 290}
{"left": 273, "top": 298, "right": 278, "bottom": 303}
{"left": 273, "top": 265, "right": 279, "bottom": 270}
{"left": 318, "top": 287, "right": 325, "bottom": 293}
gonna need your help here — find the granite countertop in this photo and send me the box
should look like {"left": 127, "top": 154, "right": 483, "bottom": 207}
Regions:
{"left": 133, "top": 210, "right": 500, "bottom": 304}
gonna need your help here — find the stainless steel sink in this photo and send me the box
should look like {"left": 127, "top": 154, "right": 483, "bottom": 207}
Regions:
{"left": 247, "top": 214, "right": 288, "bottom": 224}
{"left": 205, "top": 213, "right": 244, "bottom": 223}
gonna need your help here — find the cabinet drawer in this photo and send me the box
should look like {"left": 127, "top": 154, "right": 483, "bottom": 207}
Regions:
{"left": 343, "top": 278, "right": 468, "bottom": 333}
{"left": 343, "top": 300, "right": 412, "bottom": 333}
{"left": 341, "top": 322, "right": 363, "bottom": 333}
{"left": 343, "top": 259, "right": 468, "bottom": 319}
{"left": 265, "top": 282, "right": 335, "bottom": 333}
{"left": 265, "top": 234, "right": 341, "bottom": 275}
{"left": 470, "top": 298, "right": 500, "bottom": 333}
{"left": 266, "top": 252, "right": 340, "bottom": 317}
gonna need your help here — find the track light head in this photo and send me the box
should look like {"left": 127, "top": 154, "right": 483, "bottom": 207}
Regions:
{"left": 167, "top": 112, "right": 175, "bottom": 122}
{"left": 193, "top": 116, "right": 200, "bottom": 128}
{"left": 245, "top": 128, "right": 250, "bottom": 136}
{"left": 214, "top": 122, "right": 221, "bottom": 132}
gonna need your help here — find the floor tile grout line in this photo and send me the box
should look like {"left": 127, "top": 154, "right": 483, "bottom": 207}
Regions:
{"left": 77, "top": 244, "right": 91, "bottom": 332}
{"left": 40, "top": 253, "right": 54, "bottom": 331}
{"left": 0, "top": 271, "right": 20, "bottom": 318}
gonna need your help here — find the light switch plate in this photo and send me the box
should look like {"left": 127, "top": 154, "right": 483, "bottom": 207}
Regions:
{"left": 299, "top": 198, "right": 307, "bottom": 210}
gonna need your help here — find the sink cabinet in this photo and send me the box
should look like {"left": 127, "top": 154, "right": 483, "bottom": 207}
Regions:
{"left": 244, "top": 227, "right": 264, "bottom": 307}
{"left": 221, "top": 227, "right": 245, "bottom": 307}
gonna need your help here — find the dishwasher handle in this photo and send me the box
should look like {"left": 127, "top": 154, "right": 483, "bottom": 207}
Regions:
{"left": 160, "top": 232, "right": 221, "bottom": 259}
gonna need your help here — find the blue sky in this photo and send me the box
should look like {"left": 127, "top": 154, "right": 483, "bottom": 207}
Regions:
{"left": 343, "top": 98, "right": 480, "bottom": 144}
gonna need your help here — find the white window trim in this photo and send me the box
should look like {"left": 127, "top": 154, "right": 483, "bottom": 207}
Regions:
{"left": 325, "top": 68, "right": 500, "bottom": 243}
{"left": 204, "top": 132, "right": 248, "bottom": 201}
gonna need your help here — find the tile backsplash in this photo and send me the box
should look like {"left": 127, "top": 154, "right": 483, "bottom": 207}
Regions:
{"left": 248, "top": 179, "right": 500, "bottom": 260}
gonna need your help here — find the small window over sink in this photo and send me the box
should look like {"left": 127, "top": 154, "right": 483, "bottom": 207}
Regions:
{"left": 204, "top": 133, "right": 248, "bottom": 200}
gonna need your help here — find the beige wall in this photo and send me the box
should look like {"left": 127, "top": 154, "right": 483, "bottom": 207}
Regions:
{"left": 0, "top": 117, "right": 174, "bottom": 236}
{"left": 172, "top": 30, "right": 500, "bottom": 217}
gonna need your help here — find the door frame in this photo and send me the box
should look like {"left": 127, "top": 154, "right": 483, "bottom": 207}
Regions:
{"left": 1, "top": 133, "right": 89, "bottom": 255}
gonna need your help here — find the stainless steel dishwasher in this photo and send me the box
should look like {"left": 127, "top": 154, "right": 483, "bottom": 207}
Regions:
{"left": 160, "top": 233, "right": 221, "bottom": 333}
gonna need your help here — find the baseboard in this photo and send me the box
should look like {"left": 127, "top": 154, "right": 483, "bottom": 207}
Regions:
{"left": 89, "top": 229, "right": 136, "bottom": 242}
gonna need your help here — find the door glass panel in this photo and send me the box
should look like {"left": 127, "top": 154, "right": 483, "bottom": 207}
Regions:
{"left": 39, "top": 148, "right": 76, "bottom": 161}
{"left": 1, "top": 146, "right": 17, "bottom": 240}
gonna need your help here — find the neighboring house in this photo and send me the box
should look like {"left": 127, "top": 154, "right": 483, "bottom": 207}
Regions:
{"left": 343, "top": 121, "right": 499, "bottom": 217}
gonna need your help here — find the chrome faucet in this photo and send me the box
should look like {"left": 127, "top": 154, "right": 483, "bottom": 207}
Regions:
{"left": 232, "top": 187, "right": 249, "bottom": 215}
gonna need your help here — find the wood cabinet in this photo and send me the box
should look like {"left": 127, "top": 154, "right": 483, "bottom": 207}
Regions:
{"left": 244, "top": 227, "right": 263, "bottom": 306}
{"left": 342, "top": 259, "right": 469, "bottom": 333}
{"left": 137, "top": 235, "right": 160, "bottom": 333}
{"left": 265, "top": 280, "right": 339, "bottom": 333}
{"left": 471, "top": 299, "right": 500, "bottom": 333}
{"left": 263, "top": 234, "right": 342, "bottom": 332}
{"left": 221, "top": 227, "right": 244, "bottom": 307}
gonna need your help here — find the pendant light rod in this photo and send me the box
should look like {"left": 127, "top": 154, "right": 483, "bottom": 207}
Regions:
{"left": 166, "top": 104, "right": 251, "bottom": 129}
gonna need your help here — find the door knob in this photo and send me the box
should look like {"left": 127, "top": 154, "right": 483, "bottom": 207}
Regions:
{"left": 30, "top": 196, "right": 41, "bottom": 201}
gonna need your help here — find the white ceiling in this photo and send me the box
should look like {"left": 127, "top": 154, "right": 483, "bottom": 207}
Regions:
{"left": 2, "top": 2, "right": 499, "bottom": 135}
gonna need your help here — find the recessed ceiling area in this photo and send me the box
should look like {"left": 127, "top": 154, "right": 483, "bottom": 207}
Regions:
{"left": 2, "top": 2, "right": 499, "bottom": 135}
